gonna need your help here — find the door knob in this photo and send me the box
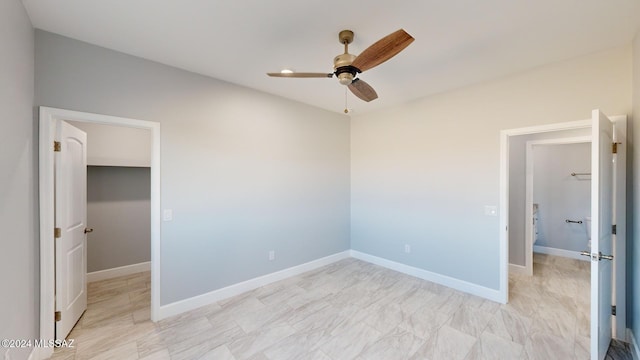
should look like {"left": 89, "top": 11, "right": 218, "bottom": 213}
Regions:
{"left": 84, "top": 228, "right": 94, "bottom": 234}
{"left": 579, "top": 251, "right": 613, "bottom": 261}
{"left": 598, "top": 252, "right": 613, "bottom": 261}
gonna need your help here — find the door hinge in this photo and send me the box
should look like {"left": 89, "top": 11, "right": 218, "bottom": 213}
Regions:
{"left": 612, "top": 224, "right": 617, "bottom": 235}
{"left": 54, "top": 141, "right": 61, "bottom": 152}
{"left": 54, "top": 227, "right": 61, "bottom": 238}
{"left": 612, "top": 305, "right": 616, "bottom": 316}
{"left": 55, "top": 311, "right": 62, "bottom": 322}
{"left": 612, "top": 142, "right": 621, "bottom": 154}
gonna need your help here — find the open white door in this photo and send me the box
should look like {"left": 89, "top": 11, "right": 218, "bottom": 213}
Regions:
{"left": 588, "top": 109, "right": 614, "bottom": 360}
{"left": 55, "top": 121, "right": 88, "bottom": 340}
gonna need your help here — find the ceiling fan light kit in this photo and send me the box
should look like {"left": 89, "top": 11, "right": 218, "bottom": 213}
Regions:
{"left": 267, "top": 28, "right": 414, "bottom": 104}
{"left": 337, "top": 72, "right": 354, "bottom": 85}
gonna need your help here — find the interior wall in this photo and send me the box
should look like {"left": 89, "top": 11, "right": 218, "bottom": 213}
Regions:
{"left": 508, "top": 128, "right": 590, "bottom": 266}
{"left": 631, "top": 30, "right": 640, "bottom": 349}
{"left": 87, "top": 166, "right": 151, "bottom": 272}
{"left": 351, "top": 46, "right": 631, "bottom": 290}
{"left": 532, "top": 143, "right": 591, "bottom": 253}
{"left": 69, "top": 121, "right": 152, "bottom": 167}
{"left": 0, "top": 1, "right": 36, "bottom": 359}
{"left": 35, "top": 30, "right": 351, "bottom": 305}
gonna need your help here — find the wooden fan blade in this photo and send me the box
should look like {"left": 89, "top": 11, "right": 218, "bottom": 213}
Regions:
{"left": 351, "top": 29, "right": 414, "bottom": 72}
{"left": 348, "top": 78, "right": 378, "bottom": 102}
{"left": 267, "top": 72, "right": 333, "bottom": 78}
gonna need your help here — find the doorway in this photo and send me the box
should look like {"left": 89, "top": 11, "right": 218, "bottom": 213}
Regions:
{"left": 499, "top": 113, "right": 627, "bottom": 348}
{"left": 526, "top": 137, "right": 592, "bottom": 274}
{"left": 38, "top": 107, "right": 161, "bottom": 360}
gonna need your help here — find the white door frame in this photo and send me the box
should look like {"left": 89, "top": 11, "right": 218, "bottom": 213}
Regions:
{"left": 38, "top": 107, "right": 161, "bottom": 359}
{"left": 525, "top": 136, "right": 592, "bottom": 275}
{"left": 499, "top": 116, "right": 626, "bottom": 339}
{"left": 611, "top": 116, "right": 627, "bottom": 340}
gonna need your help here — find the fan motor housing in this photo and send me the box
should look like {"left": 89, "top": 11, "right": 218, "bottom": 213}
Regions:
{"left": 334, "top": 53, "right": 356, "bottom": 69}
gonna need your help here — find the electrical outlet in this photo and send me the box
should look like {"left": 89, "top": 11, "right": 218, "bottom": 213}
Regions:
{"left": 404, "top": 244, "right": 411, "bottom": 253}
{"left": 268, "top": 250, "right": 275, "bottom": 261}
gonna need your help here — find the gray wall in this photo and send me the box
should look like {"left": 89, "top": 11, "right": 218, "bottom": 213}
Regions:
{"left": 35, "top": 31, "right": 351, "bottom": 305}
{"left": 0, "top": 1, "right": 36, "bottom": 359}
{"left": 69, "top": 121, "right": 152, "bottom": 167}
{"left": 631, "top": 31, "right": 640, "bottom": 350}
{"left": 87, "top": 166, "right": 151, "bottom": 272}
{"left": 533, "top": 143, "right": 591, "bottom": 252}
{"left": 351, "top": 47, "right": 631, "bottom": 290}
{"left": 508, "top": 128, "right": 590, "bottom": 266}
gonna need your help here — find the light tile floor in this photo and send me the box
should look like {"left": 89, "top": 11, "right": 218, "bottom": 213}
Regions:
{"left": 50, "top": 255, "right": 632, "bottom": 360}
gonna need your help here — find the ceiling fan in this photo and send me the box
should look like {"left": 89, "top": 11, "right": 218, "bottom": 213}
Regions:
{"left": 267, "top": 29, "right": 414, "bottom": 103}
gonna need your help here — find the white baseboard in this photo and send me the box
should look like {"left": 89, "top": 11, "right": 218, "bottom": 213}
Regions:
{"left": 157, "top": 251, "right": 351, "bottom": 320}
{"left": 350, "top": 250, "right": 505, "bottom": 304}
{"left": 509, "top": 263, "right": 529, "bottom": 275}
{"left": 533, "top": 245, "right": 588, "bottom": 261}
{"left": 629, "top": 328, "right": 640, "bottom": 360}
{"left": 87, "top": 262, "right": 151, "bottom": 283}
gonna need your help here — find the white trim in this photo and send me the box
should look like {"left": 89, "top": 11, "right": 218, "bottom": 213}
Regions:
{"left": 612, "top": 117, "right": 627, "bottom": 340}
{"left": 38, "top": 107, "right": 161, "bottom": 360}
{"left": 350, "top": 250, "right": 505, "bottom": 304}
{"left": 87, "top": 262, "right": 151, "bottom": 283}
{"left": 509, "top": 263, "right": 528, "bottom": 275}
{"left": 525, "top": 136, "right": 592, "bottom": 146}
{"left": 158, "top": 251, "right": 350, "bottom": 319}
{"left": 499, "top": 129, "right": 510, "bottom": 304}
{"left": 533, "top": 245, "right": 589, "bottom": 261}
{"left": 629, "top": 328, "right": 640, "bottom": 360}
{"left": 501, "top": 120, "right": 591, "bottom": 136}
{"left": 525, "top": 140, "right": 534, "bottom": 276}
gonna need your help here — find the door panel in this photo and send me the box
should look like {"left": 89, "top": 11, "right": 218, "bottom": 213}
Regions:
{"left": 590, "top": 109, "right": 614, "bottom": 360}
{"left": 55, "top": 121, "right": 88, "bottom": 340}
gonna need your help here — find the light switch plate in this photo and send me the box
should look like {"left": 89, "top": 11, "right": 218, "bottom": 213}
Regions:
{"left": 163, "top": 209, "right": 173, "bottom": 221}
{"left": 484, "top": 205, "right": 498, "bottom": 216}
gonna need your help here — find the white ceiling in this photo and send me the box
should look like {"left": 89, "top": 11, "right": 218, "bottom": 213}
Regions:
{"left": 22, "top": 0, "right": 640, "bottom": 115}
